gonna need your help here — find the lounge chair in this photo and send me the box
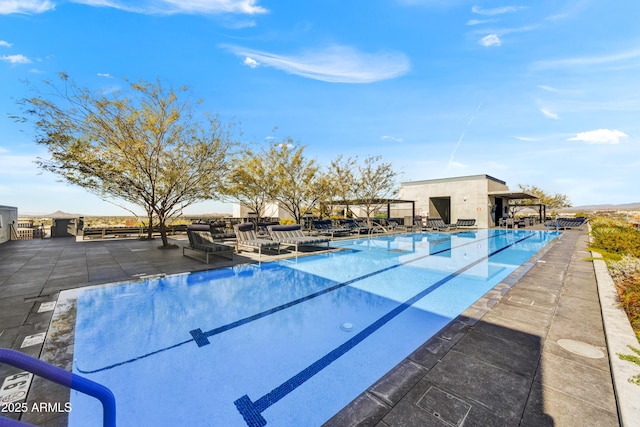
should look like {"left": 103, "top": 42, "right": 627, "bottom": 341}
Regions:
{"left": 338, "top": 219, "right": 372, "bottom": 234}
{"left": 267, "top": 224, "right": 331, "bottom": 255}
{"left": 312, "top": 219, "right": 350, "bottom": 237}
{"left": 183, "top": 225, "right": 234, "bottom": 263}
{"left": 453, "top": 219, "right": 476, "bottom": 229}
{"left": 233, "top": 223, "right": 280, "bottom": 258}
{"left": 427, "top": 218, "right": 450, "bottom": 231}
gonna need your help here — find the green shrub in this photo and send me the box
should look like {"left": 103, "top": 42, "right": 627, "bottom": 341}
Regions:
{"left": 590, "top": 217, "right": 640, "bottom": 343}
{"left": 590, "top": 217, "right": 640, "bottom": 258}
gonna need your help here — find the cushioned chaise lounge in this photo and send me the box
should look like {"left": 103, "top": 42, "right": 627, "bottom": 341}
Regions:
{"left": 427, "top": 218, "right": 450, "bottom": 231}
{"left": 453, "top": 219, "right": 476, "bottom": 229}
{"left": 267, "top": 224, "right": 331, "bottom": 255}
{"left": 183, "top": 225, "right": 234, "bottom": 263}
{"left": 312, "top": 219, "right": 350, "bottom": 237}
{"left": 233, "top": 223, "right": 280, "bottom": 258}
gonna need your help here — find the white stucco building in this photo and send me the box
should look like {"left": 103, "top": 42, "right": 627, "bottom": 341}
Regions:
{"left": 0, "top": 205, "right": 18, "bottom": 244}
{"left": 399, "top": 174, "right": 538, "bottom": 229}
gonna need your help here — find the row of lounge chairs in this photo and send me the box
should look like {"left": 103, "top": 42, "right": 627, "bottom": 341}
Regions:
{"left": 425, "top": 218, "right": 477, "bottom": 231}
{"left": 183, "top": 216, "right": 482, "bottom": 263}
{"left": 183, "top": 223, "right": 333, "bottom": 263}
{"left": 546, "top": 217, "right": 587, "bottom": 231}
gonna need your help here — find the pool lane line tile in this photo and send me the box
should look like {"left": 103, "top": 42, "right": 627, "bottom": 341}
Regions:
{"left": 234, "top": 233, "right": 536, "bottom": 427}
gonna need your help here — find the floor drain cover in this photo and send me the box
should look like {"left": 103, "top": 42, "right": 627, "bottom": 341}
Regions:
{"left": 416, "top": 386, "right": 471, "bottom": 426}
{"left": 557, "top": 339, "right": 604, "bottom": 359}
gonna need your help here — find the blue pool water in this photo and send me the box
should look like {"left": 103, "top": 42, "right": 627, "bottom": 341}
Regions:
{"left": 69, "top": 229, "right": 557, "bottom": 426}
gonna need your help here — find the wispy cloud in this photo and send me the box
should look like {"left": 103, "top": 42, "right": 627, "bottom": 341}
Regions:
{"left": 1, "top": 54, "right": 31, "bottom": 64}
{"left": 0, "top": 0, "right": 55, "bottom": 14}
{"left": 471, "top": 5, "right": 524, "bottom": 16}
{"left": 223, "top": 44, "right": 410, "bottom": 83}
{"left": 533, "top": 48, "right": 640, "bottom": 71}
{"left": 466, "top": 18, "right": 497, "bottom": 26}
{"left": 70, "top": 0, "right": 268, "bottom": 15}
{"left": 515, "top": 136, "right": 538, "bottom": 142}
{"left": 0, "top": 40, "right": 12, "bottom": 47}
{"left": 381, "top": 135, "right": 403, "bottom": 143}
{"left": 479, "top": 34, "right": 501, "bottom": 47}
{"left": 568, "top": 129, "right": 628, "bottom": 144}
{"left": 97, "top": 72, "right": 113, "bottom": 78}
{"left": 540, "top": 108, "right": 558, "bottom": 120}
{"left": 537, "top": 85, "right": 559, "bottom": 92}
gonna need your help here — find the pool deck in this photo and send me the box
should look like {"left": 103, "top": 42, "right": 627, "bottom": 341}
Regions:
{"left": 0, "top": 228, "right": 637, "bottom": 426}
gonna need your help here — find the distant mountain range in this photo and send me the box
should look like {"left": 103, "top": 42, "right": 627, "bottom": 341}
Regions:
{"left": 563, "top": 202, "right": 640, "bottom": 212}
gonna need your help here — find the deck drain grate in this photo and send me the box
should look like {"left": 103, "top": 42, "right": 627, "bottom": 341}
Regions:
{"left": 416, "top": 386, "right": 471, "bottom": 426}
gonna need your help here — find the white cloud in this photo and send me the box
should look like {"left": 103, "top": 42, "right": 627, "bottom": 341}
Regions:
{"left": 537, "top": 85, "right": 559, "bottom": 92}
{"left": 466, "top": 18, "right": 496, "bottom": 26}
{"left": 1, "top": 54, "right": 31, "bottom": 64}
{"left": 223, "top": 44, "right": 410, "bottom": 83}
{"left": 568, "top": 129, "right": 628, "bottom": 144}
{"left": 381, "top": 135, "right": 403, "bottom": 142}
{"left": 471, "top": 5, "right": 523, "bottom": 16}
{"left": 243, "top": 57, "right": 259, "bottom": 68}
{"left": 479, "top": 34, "right": 501, "bottom": 47}
{"left": 515, "top": 136, "right": 538, "bottom": 142}
{"left": 533, "top": 48, "right": 640, "bottom": 71}
{"left": 0, "top": 0, "right": 55, "bottom": 14}
{"left": 0, "top": 40, "right": 12, "bottom": 47}
{"left": 540, "top": 108, "right": 558, "bottom": 120}
{"left": 70, "top": 0, "right": 268, "bottom": 15}
{"left": 97, "top": 73, "right": 113, "bottom": 78}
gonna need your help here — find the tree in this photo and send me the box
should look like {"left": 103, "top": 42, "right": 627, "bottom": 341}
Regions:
{"left": 325, "top": 155, "right": 358, "bottom": 217}
{"left": 19, "top": 73, "right": 237, "bottom": 247}
{"left": 516, "top": 184, "right": 572, "bottom": 215}
{"left": 351, "top": 155, "right": 399, "bottom": 224}
{"left": 265, "top": 141, "right": 323, "bottom": 224}
{"left": 225, "top": 146, "right": 278, "bottom": 223}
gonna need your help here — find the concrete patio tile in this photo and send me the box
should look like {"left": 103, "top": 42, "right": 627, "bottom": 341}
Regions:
{"left": 452, "top": 328, "right": 541, "bottom": 378}
{"left": 423, "top": 349, "right": 531, "bottom": 424}
{"left": 323, "top": 392, "right": 391, "bottom": 427}
{"left": 535, "top": 352, "right": 616, "bottom": 411}
{"left": 520, "top": 380, "right": 618, "bottom": 427}
{"left": 500, "top": 287, "right": 559, "bottom": 314}
{"left": 368, "top": 359, "right": 427, "bottom": 407}
{"left": 409, "top": 336, "right": 456, "bottom": 370}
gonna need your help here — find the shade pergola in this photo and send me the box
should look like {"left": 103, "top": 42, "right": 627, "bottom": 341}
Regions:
{"left": 329, "top": 198, "right": 415, "bottom": 222}
{"left": 488, "top": 190, "right": 546, "bottom": 222}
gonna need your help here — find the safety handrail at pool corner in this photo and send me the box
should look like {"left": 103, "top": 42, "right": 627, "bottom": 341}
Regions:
{"left": 0, "top": 348, "right": 116, "bottom": 427}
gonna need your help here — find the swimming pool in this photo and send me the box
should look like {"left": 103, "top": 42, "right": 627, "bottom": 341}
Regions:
{"left": 68, "top": 229, "right": 557, "bottom": 426}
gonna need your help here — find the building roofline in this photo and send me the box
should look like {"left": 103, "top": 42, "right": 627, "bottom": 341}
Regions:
{"left": 400, "top": 174, "right": 506, "bottom": 186}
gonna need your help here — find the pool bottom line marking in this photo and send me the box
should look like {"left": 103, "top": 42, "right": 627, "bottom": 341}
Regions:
{"left": 234, "top": 233, "right": 535, "bottom": 427}
{"left": 189, "top": 231, "right": 509, "bottom": 347}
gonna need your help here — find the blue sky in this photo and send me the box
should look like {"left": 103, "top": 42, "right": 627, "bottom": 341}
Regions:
{"left": 1, "top": 0, "right": 639, "bottom": 215}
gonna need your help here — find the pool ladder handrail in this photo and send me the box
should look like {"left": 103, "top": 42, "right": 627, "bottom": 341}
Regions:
{"left": 0, "top": 348, "right": 116, "bottom": 427}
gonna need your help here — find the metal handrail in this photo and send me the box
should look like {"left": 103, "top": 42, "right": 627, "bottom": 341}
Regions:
{"left": 0, "top": 348, "right": 116, "bottom": 427}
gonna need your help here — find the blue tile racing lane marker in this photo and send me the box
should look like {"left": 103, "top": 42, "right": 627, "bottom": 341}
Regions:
{"left": 233, "top": 233, "right": 535, "bottom": 427}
